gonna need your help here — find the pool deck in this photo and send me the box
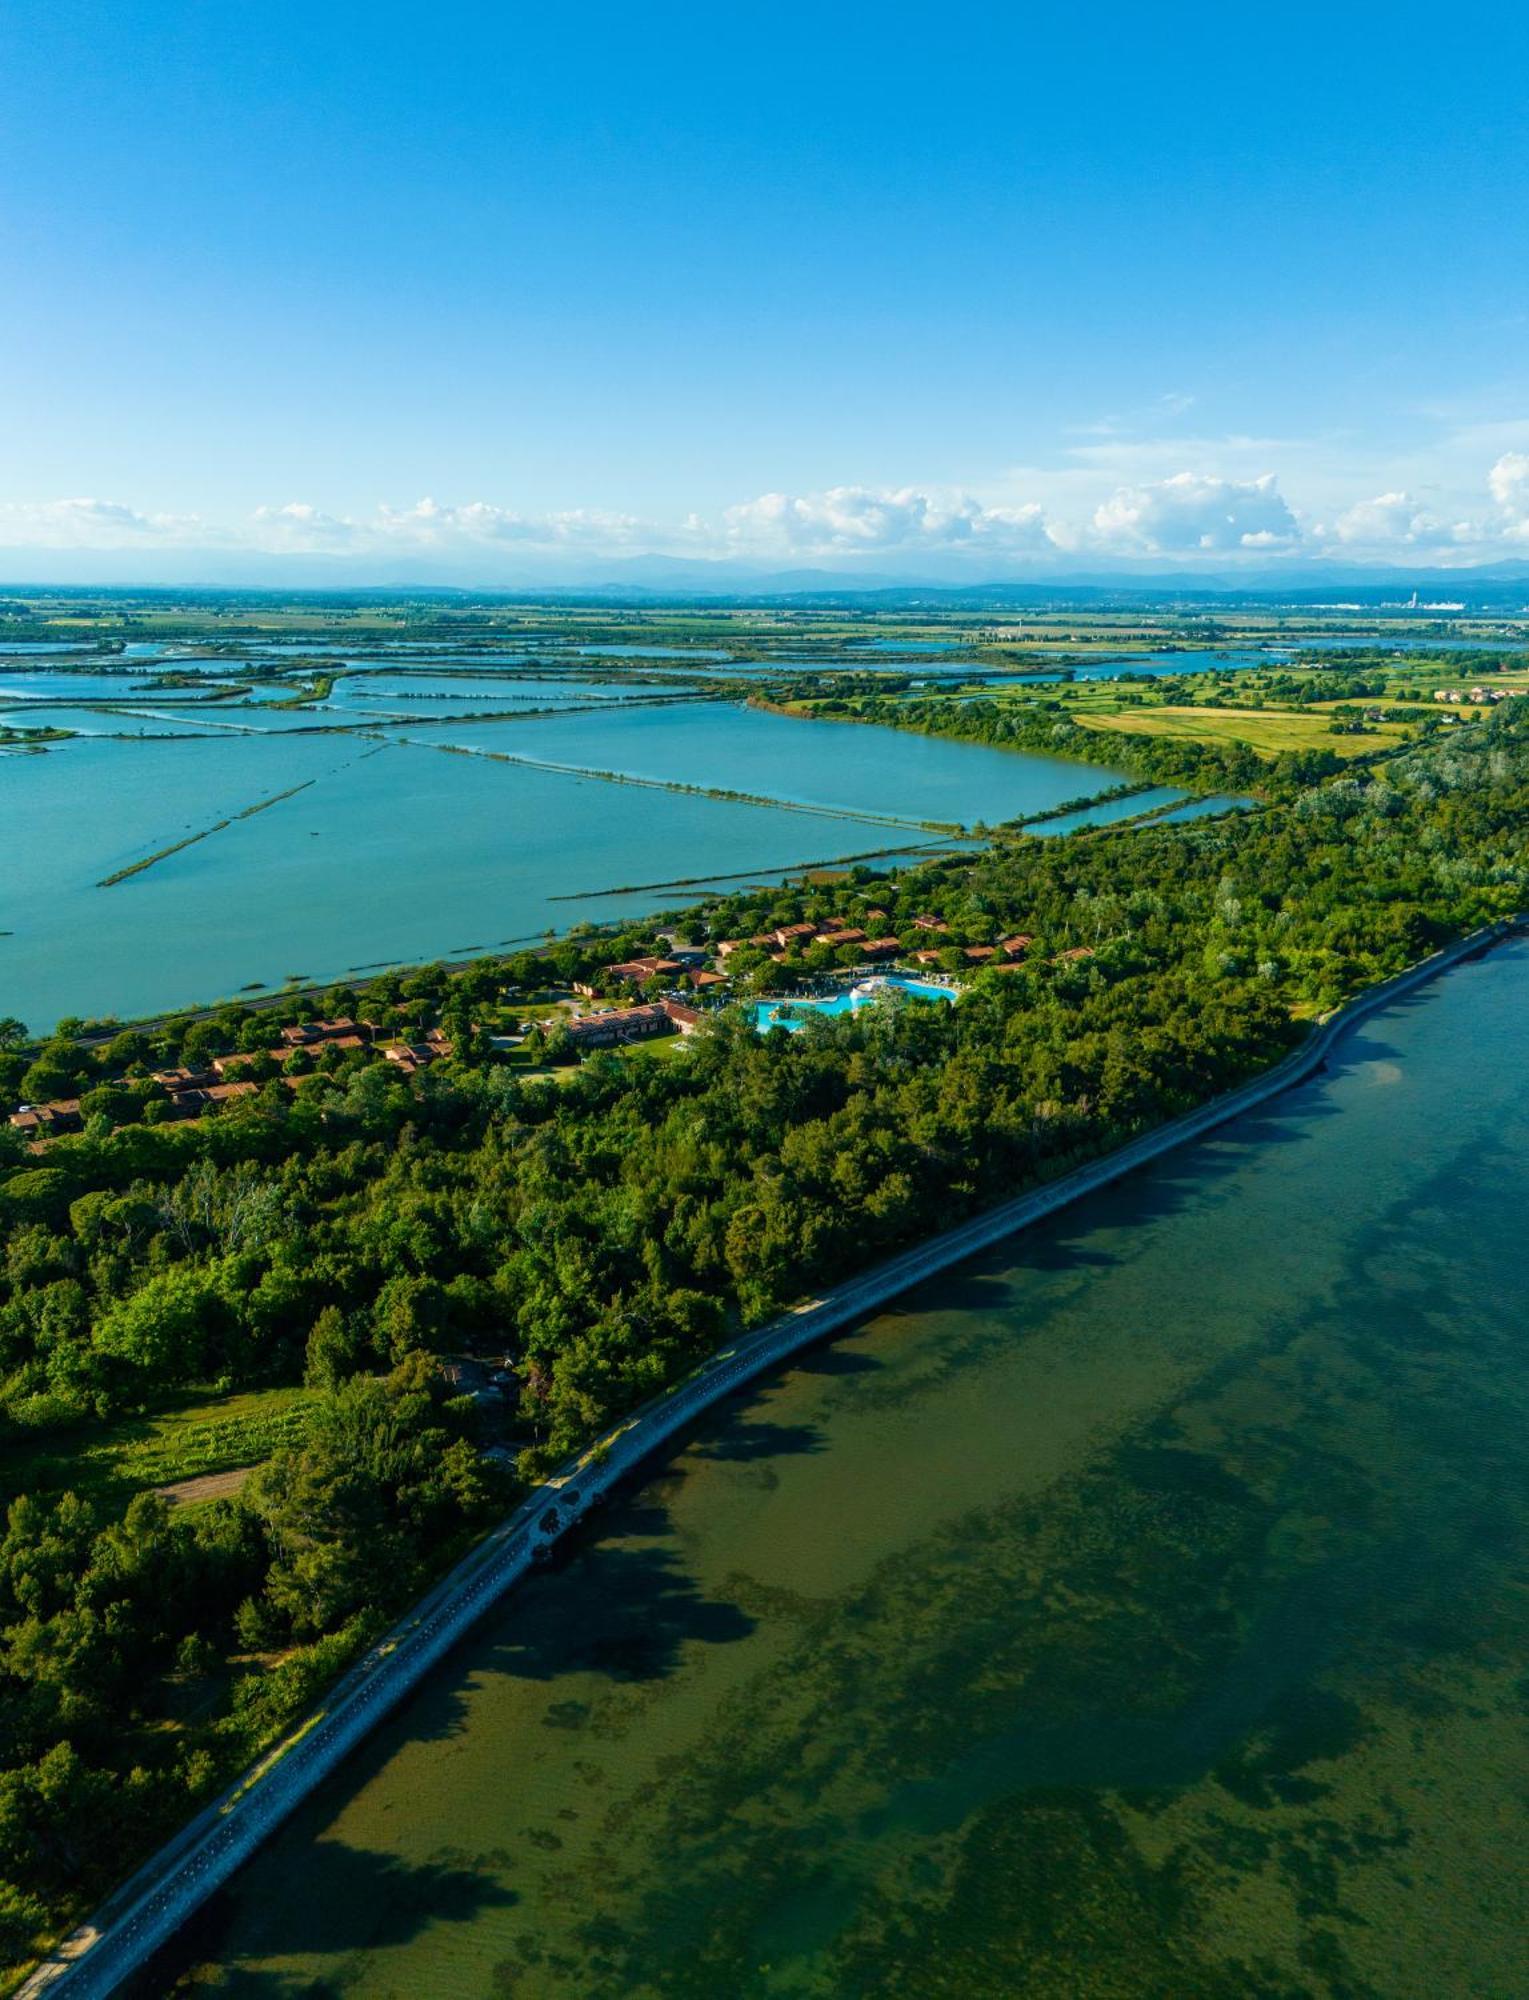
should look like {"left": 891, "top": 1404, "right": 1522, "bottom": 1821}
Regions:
{"left": 753, "top": 971, "right": 959, "bottom": 1030}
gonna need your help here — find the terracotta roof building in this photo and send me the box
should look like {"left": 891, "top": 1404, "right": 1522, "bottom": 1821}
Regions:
{"left": 605, "top": 956, "right": 685, "bottom": 984}
{"left": 566, "top": 1004, "right": 675, "bottom": 1048}
{"left": 9, "top": 1099, "right": 82, "bottom": 1137}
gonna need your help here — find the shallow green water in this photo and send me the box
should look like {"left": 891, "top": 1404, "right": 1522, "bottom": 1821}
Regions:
{"left": 172, "top": 941, "right": 1529, "bottom": 1999}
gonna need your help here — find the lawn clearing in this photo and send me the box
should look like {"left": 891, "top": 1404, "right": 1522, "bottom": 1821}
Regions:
{"left": 2, "top": 1385, "right": 319, "bottom": 1511}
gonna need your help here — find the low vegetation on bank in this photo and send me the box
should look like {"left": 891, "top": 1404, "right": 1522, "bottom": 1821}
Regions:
{"left": 0, "top": 700, "right": 1526, "bottom": 1973}
{"left": 756, "top": 650, "right": 1525, "bottom": 799}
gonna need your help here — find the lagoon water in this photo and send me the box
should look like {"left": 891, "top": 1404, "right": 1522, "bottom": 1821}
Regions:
{"left": 171, "top": 939, "right": 1529, "bottom": 2000}
{"left": 1, "top": 703, "right": 1133, "bottom": 1029}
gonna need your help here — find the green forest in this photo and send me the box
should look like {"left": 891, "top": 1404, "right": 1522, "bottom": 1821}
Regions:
{"left": 1, "top": 703, "right": 1526, "bottom": 1969}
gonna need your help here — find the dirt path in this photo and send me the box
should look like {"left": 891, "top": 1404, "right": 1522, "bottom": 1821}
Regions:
{"left": 155, "top": 1466, "right": 256, "bottom": 1507}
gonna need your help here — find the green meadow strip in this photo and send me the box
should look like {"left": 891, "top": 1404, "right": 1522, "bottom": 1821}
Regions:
{"left": 96, "top": 779, "right": 318, "bottom": 887}
{"left": 547, "top": 840, "right": 955, "bottom": 900}
{"left": 401, "top": 736, "right": 963, "bottom": 836}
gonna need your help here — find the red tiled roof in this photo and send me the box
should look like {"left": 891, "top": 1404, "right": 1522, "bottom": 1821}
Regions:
{"left": 607, "top": 956, "right": 684, "bottom": 981}
{"left": 567, "top": 1003, "right": 675, "bottom": 1044}
{"left": 9, "top": 1099, "right": 82, "bottom": 1133}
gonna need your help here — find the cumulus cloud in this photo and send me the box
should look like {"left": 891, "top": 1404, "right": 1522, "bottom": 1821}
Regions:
{"left": 722, "top": 486, "right": 1053, "bottom": 556}
{"left": 1090, "top": 472, "right": 1301, "bottom": 553}
{"left": 9, "top": 455, "right": 1529, "bottom": 570}
{"left": 1488, "top": 452, "right": 1529, "bottom": 537}
{"left": 374, "top": 498, "right": 653, "bottom": 548}
{"left": 244, "top": 498, "right": 662, "bottom": 555}
{"left": 250, "top": 502, "right": 359, "bottom": 551}
{"left": 1328, "top": 491, "right": 1444, "bottom": 546}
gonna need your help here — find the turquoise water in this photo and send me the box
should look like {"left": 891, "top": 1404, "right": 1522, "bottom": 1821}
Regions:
{"left": 1021, "top": 783, "right": 1183, "bottom": 833}
{"left": 1063, "top": 647, "right": 1280, "bottom": 680}
{"left": 1151, "top": 793, "right": 1258, "bottom": 826}
{"left": 753, "top": 974, "right": 957, "bottom": 1030}
{"left": 0, "top": 708, "right": 1130, "bottom": 1029}
{"left": 1307, "top": 634, "right": 1529, "bottom": 653}
{"left": 0, "top": 706, "right": 228, "bottom": 738}
{"left": 175, "top": 941, "right": 1529, "bottom": 2000}
{"left": 409, "top": 702, "right": 1131, "bottom": 829}
{"left": 575, "top": 644, "right": 733, "bottom": 660}
{"left": 318, "top": 675, "right": 671, "bottom": 713}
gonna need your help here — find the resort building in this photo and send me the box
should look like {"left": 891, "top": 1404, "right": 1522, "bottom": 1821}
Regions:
{"left": 8, "top": 1099, "right": 83, "bottom": 1137}
{"left": 383, "top": 1041, "right": 449, "bottom": 1073}
{"left": 166, "top": 1081, "right": 259, "bottom": 1117}
{"left": 566, "top": 1004, "right": 676, "bottom": 1049}
{"left": 279, "top": 1017, "right": 371, "bottom": 1047}
{"left": 602, "top": 955, "right": 686, "bottom": 985}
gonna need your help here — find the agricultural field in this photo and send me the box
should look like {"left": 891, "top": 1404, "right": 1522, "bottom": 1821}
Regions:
{"left": 1070, "top": 701, "right": 1414, "bottom": 758}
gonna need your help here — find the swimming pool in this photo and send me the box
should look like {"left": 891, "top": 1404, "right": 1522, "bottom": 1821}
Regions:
{"left": 752, "top": 974, "right": 958, "bottom": 1032}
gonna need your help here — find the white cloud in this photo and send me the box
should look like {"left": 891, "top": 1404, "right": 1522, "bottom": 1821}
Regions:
{"left": 374, "top": 498, "right": 655, "bottom": 548}
{"left": 1328, "top": 491, "right": 1443, "bottom": 546}
{"left": 0, "top": 497, "right": 204, "bottom": 546}
{"left": 250, "top": 502, "right": 359, "bottom": 550}
{"left": 6, "top": 454, "right": 1529, "bottom": 571}
{"left": 244, "top": 498, "right": 663, "bottom": 555}
{"left": 721, "top": 486, "right": 1053, "bottom": 556}
{"left": 1090, "top": 472, "right": 1301, "bottom": 554}
{"left": 1487, "top": 452, "right": 1529, "bottom": 537}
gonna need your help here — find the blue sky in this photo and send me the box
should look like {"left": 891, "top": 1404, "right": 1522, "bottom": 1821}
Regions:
{"left": 2, "top": 0, "right": 1528, "bottom": 579}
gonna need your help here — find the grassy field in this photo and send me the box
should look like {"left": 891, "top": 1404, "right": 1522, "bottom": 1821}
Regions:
{"left": 614, "top": 1033, "right": 691, "bottom": 1063}
{"left": 1069, "top": 703, "right": 1413, "bottom": 759}
{"left": 2, "top": 1385, "right": 318, "bottom": 1511}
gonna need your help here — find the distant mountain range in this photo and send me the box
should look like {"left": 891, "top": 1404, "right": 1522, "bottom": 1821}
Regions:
{"left": 3, "top": 547, "right": 1529, "bottom": 611}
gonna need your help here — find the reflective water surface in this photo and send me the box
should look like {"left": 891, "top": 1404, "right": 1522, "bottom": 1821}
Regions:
{"left": 2, "top": 703, "right": 1130, "bottom": 1029}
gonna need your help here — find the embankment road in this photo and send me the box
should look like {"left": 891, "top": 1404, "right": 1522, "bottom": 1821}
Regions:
{"left": 19, "top": 917, "right": 1518, "bottom": 1998}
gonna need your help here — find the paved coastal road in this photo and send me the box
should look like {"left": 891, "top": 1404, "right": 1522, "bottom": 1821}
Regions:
{"left": 21, "top": 919, "right": 1515, "bottom": 1998}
